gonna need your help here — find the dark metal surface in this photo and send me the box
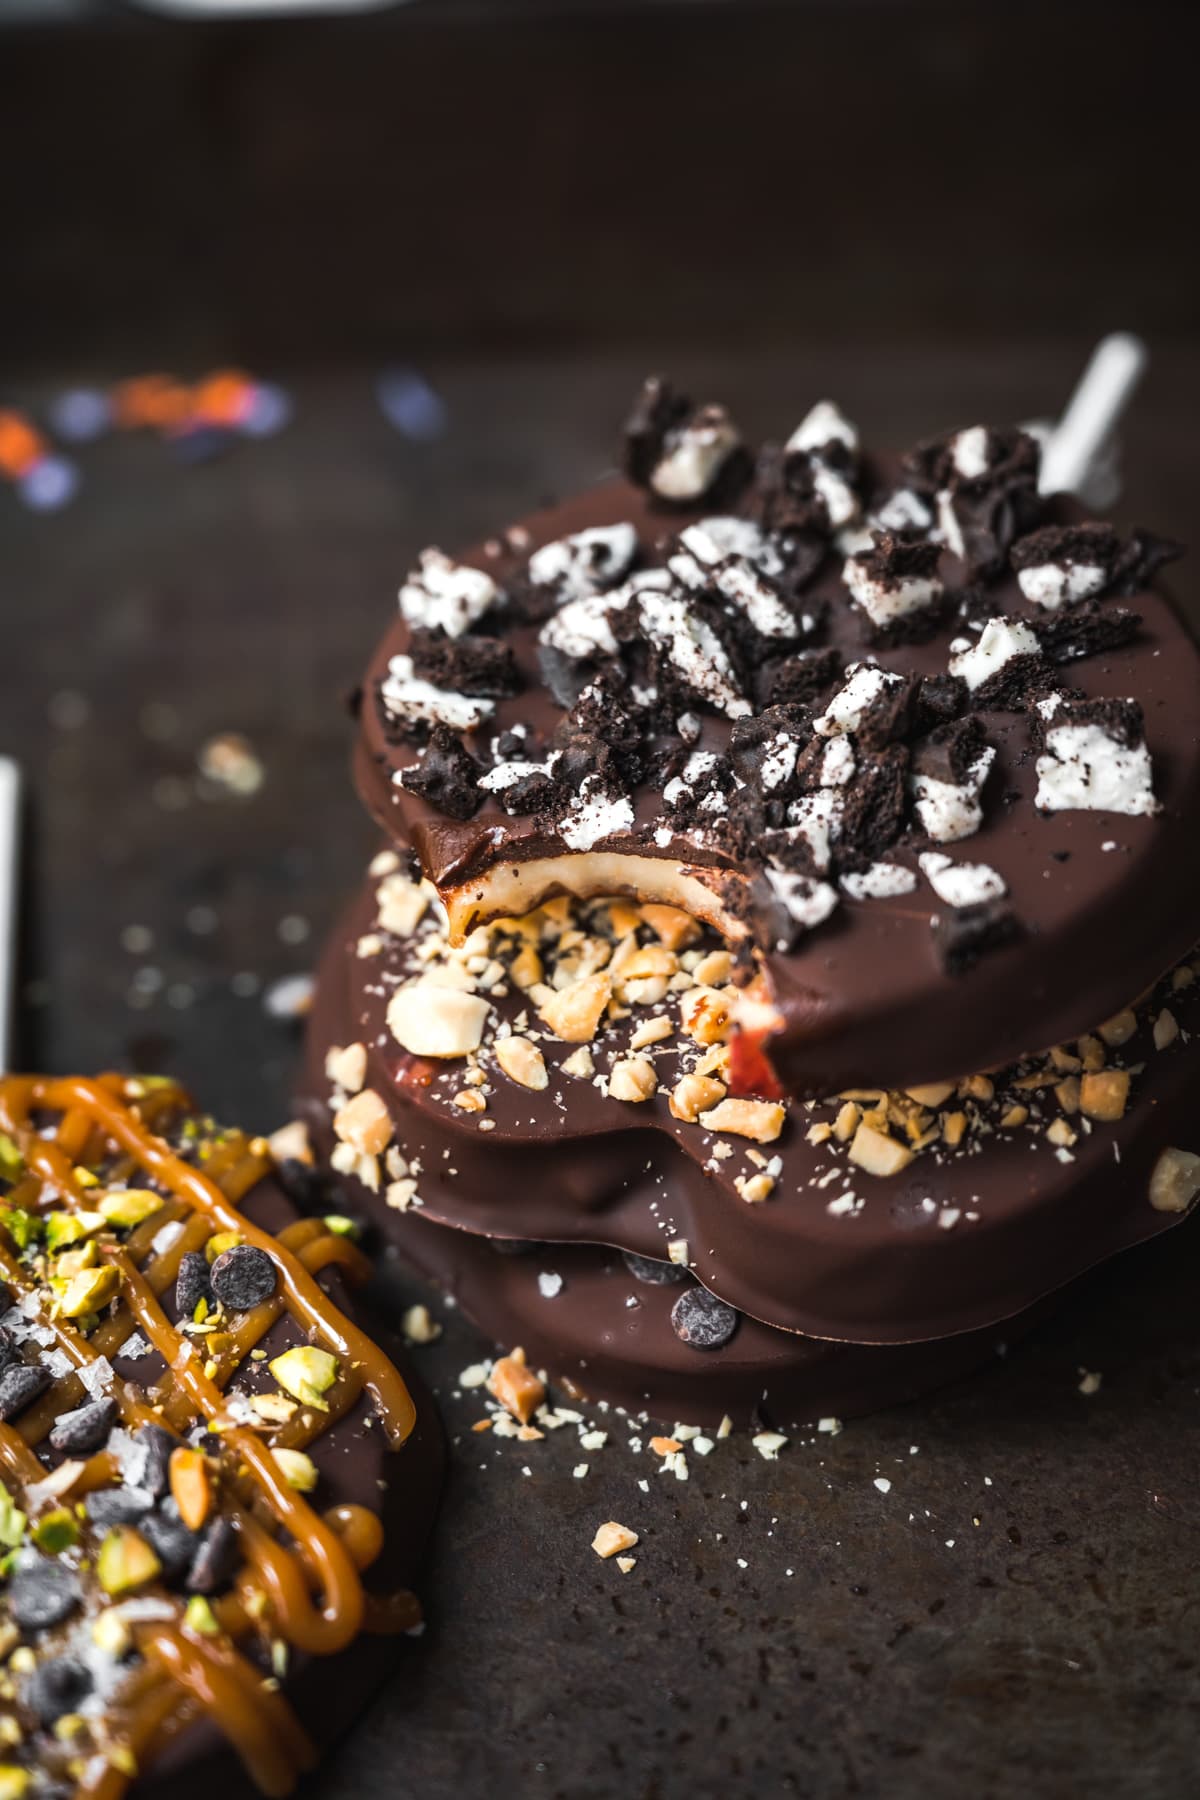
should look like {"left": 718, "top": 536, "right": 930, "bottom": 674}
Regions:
{"left": 5, "top": 345, "right": 1200, "bottom": 1798}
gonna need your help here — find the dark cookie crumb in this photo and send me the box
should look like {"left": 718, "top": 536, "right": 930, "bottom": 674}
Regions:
{"left": 407, "top": 628, "right": 523, "bottom": 699}
{"left": 400, "top": 724, "right": 484, "bottom": 821}
{"left": 933, "top": 899, "right": 1023, "bottom": 975}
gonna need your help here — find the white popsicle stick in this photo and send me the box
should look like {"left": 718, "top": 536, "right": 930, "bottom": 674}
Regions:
{"left": 0, "top": 758, "right": 19, "bottom": 1072}
{"left": 1038, "top": 332, "right": 1148, "bottom": 499}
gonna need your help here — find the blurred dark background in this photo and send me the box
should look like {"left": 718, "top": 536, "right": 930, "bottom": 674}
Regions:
{"left": 2, "top": 0, "right": 1199, "bottom": 370}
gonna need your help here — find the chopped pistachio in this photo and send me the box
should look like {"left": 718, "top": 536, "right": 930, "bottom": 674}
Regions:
{"left": 205, "top": 1231, "right": 243, "bottom": 1264}
{"left": 45, "top": 1211, "right": 104, "bottom": 1253}
{"left": 0, "top": 1207, "right": 41, "bottom": 1250}
{"left": 32, "top": 1509, "right": 79, "bottom": 1554}
{"left": 97, "top": 1527, "right": 161, "bottom": 1597}
{"left": 184, "top": 1595, "right": 221, "bottom": 1637}
{"left": 98, "top": 1190, "right": 164, "bottom": 1230}
{"left": 56, "top": 1264, "right": 121, "bottom": 1319}
{"left": 321, "top": 1214, "right": 360, "bottom": 1239}
{"left": 0, "top": 1136, "right": 23, "bottom": 1181}
{"left": 269, "top": 1345, "right": 339, "bottom": 1411}
{"left": 0, "top": 1767, "right": 30, "bottom": 1800}
{"left": 71, "top": 1165, "right": 100, "bottom": 1188}
{"left": 0, "top": 1486, "right": 27, "bottom": 1550}
{"left": 271, "top": 1448, "right": 319, "bottom": 1492}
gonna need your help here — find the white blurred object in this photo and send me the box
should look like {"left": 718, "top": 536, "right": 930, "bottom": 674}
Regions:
{"left": 1036, "top": 332, "right": 1148, "bottom": 505}
{"left": 0, "top": 759, "right": 19, "bottom": 1073}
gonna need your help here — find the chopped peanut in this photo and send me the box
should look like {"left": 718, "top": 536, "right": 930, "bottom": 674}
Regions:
{"left": 376, "top": 870, "right": 429, "bottom": 938}
{"left": 698, "top": 1098, "right": 785, "bottom": 1144}
{"left": 735, "top": 1173, "right": 775, "bottom": 1203}
{"left": 608, "top": 1057, "right": 658, "bottom": 1103}
{"left": 941, "top": 1110, "right": 968, "bottom": 1148}
{"left": 539, "top": 972, "right": 613, "bottom": 1042}
{"left": 1149, "top": 1146, "right": 1200, "bottom": 1214}
{"left": 509, "top": 945, "right": 544, "bottom": 991}
{"left": 1153, "top": 1009, "right": 1179, "bottom": 1051}
{"left": 387, "top": 983, "right": 491, "bottom": 1057}
{"left": 691, "top": 948, "right": 734, "bottom": 988}
{"left": 680, "top": 985, "right": 732, "bottom": 1046}
{"left": 333, "top": 1088, "right": 392, "bottom": 1157}
{"left": 488, "top": 1349, "right": 546, "bottom": 1424}
{"left": 1079, "top": 1068, "right": 1131, "bottom": 1122}
{"left": 669, "top": 1072, "right": 727, "bottom": 1123}
{"left": 560, "top": 1045, "right": 595, "bottom": 1079}
{"left": 847, "top": 1122, "right": 914, "bottom": 1177}
{"left": 1097, "top": 1008, "right": 1137, "bottom": 1047}
{"left": 324, "top": 1041, "right": 367, "bottom": 1095}
{"left": 453, "top": 1089, "right": 487, "bottom": 1113}
{"left": 592, "top": 1521, "right": 639, "bottom": 1559}
{"left": 495, "top": 1035, "right": 549, "bottom": 1091}
{"left": 904, "top": 1082, "right": 955, "bottom": 1108}
{"left": 630, "top": 1016, "right": 673, "bottom": 1051}
{"left": 833, "top": 1101, "right": 861, "bottom": 1142}
{"left": 641, "top": 904, "right": 702, "bottom": 951}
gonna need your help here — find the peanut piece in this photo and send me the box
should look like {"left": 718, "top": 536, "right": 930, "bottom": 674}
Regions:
{"left": 539, "top": 972, "right": 612, "bottom": 1042}
{"left": 1148, "top": 1147, "right": 1200, "bottom": 1214}
{"left": 333, "top": 1088, "right": 392, "bottom": 1157}
{"left": 847, "top": 1122, "right": 914, "bottom": 1177}
{"left": 680, "top": 985, "right": 732, "bottom": 1045}
{"left": 641, "top": 904, "right": 702, "bottom": 951}
{"left": 324, "top": 1041, "right": 367, "bottom": 1095}
{"left": 1079, "top": 1068, "right": 1131, "bottom": 1122}
{"left": 387, "top": 983, "right": 491, "bottom": 1057}
{"left": 608, "top": 1057, "right": 658, "bottom": 1103}
{"left": 698, "top": 1098, "right": 785, "bottom": 1144}
{"left": 669, "top": 1072, "right": 727, "bottom": 1123}
{"left": 592, "top": 1521, "right": 639, "bottom": 1559}
{"left": 495, "top": 1035, "right": 549, "bottom": 1091}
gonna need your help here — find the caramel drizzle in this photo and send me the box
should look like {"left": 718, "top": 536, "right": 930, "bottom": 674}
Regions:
{"left": 0, "top": 1075, "right": 423, "bottom": 1798}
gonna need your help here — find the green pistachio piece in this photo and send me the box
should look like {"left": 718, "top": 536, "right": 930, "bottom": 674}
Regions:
{"left": 0, "top": 1136, "right": 22, "bottom": 1181}
{"left": 56, "top": 1263, "right": 121, "bottom": 1319}
{"left": 97, "top": 1526, "right": 161, "bottom": 1597}
{"left": 184, "top": 1595, "right": 221, "bottom": 1637}
{"left": 98, "top": 1189, "right": 164, "bottom": 1230}
{"left": 45, "top": 1212, "right": 105, "bottom": 1253}
{"left": 204, "top": 1231, "right": 242, "bottom": 1265}
{"left": 322, "top": 1214, "right": 360, "bottom": 1239}
{"left": 270, "top": 1448, "right": 319, "bottom": 1492}
{"left": 269, "top": 1345, "right": 339, "bottom": 1412}
{"left": 0, "top": 1208, "right": 41, "bottom": 1251}
{"left": 0, "top": 1484, "right": 27, "bottom": 1550}
{"left": 32, "top": 1509, "right": 79, "bottom": 1554}
{"left": 0, "top": 1766, "right": 30, "bottom": 1800}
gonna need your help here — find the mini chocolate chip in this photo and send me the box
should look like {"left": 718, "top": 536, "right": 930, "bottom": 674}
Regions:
{"left": 0, "top": 1362, "right": 52, "bottom": 1422}
{"left": 623, "top": 1251, "right": 688, "bottom": 1286}
{"left": 136, "top": 1423, "right": 179, "bottom": 1500}
{"left": 140, "top": 1502, "right": 200, "bottom": 1581}
{"left": 49, "top": 1396, "right": 117, "bottom": 1456}
{"left": 670, "top": 1285, "right": 740, "bottom": 1349}
{"left": 210, "top": 1244, "right": 277, "bottom": 1312}
{"left": 187, "top": 1516, "right": 240, "bottom": 1595}
{"left": 25, "top": 1657, "right": 93, "bottom": 1725}
{"left": 85, "top": 1487, "right": 154, "bottom": 1529}
{"left": 175, "top": 1250, "right": 213, "bottom": 1322}
{"left": 9, "top": 1561, "right": 83, "bottom": 1632}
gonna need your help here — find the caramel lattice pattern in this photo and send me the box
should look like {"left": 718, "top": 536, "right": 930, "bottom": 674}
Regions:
{"left": 0, "top": 1074, "right": 421, "bottom": 1800}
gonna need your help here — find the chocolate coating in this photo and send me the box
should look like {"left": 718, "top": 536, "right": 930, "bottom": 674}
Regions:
{"left": 316, "top": 1169, "right": 1039, "bottom": 1430}
{"left": 356, "top": 475, "right": 1200, "bottom": 1099}
{"left": 305, "top": 879, "right": 1200, "bottom": 1347}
